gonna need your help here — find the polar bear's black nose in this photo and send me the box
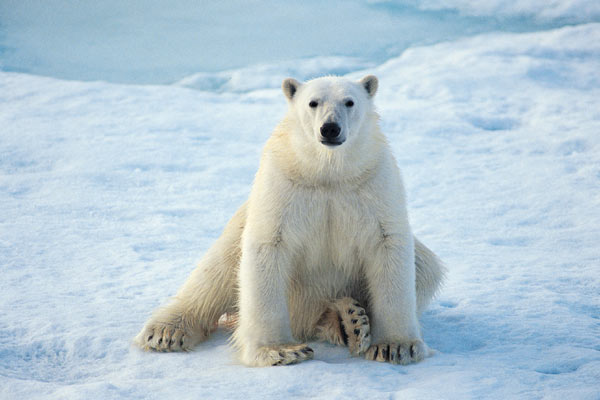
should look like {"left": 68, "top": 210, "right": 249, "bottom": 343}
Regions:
{"left": 320, "top": 122, "right": 341, "bottom": 139}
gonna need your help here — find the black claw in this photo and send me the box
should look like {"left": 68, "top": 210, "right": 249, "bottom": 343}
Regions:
{"left": 348, "top": 308, "right": 355, "bottom": 314}
{"left": 381, "top": 345, "right": 389, "bottom": 360}
{"left": 351, "top": 319, "right": 358, "bottom": 324}
{"left": 339, "top": 316, "right": 349, "bottom": 346}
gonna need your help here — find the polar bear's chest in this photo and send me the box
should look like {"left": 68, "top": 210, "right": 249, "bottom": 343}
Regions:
{"left": 284, "top": 188, "right": 380, "bottom": 268}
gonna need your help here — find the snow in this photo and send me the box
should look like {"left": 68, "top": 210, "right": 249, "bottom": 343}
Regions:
{"left": 1, "top": 6, "right": 600, "bottom": 400}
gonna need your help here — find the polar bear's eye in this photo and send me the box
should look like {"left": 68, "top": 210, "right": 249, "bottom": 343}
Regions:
{"left": 345, "top": 100, "right": 354, "bottom": 107}
{"left": 309, "top": 100, "right": 318, "bottom": 108}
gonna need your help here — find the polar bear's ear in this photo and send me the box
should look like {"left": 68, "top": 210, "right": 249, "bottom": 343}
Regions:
{"left": 359, "top": 75, "right": 378, "bottom": 98}
{"left": 282, "top": 78, "right": 301, "bottom": 101}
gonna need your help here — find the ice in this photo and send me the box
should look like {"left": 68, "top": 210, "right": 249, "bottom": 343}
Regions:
{"left": 0, "top": 0, "right": 573, "bottom": 85}
{"left": 1, "top": 9, "right": 599, "bottom": 400}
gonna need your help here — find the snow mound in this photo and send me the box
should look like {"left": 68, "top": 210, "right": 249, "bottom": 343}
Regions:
{"left": 175, "top": 57, "right": 374, "bottom": 93}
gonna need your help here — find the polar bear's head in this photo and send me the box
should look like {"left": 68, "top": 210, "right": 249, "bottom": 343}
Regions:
{"left": 282, "top": 75, "right": 378, "bottom": 149}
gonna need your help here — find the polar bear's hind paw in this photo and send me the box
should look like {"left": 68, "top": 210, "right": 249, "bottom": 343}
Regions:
{"left": 339, "top": 299, "right": 371, "bottom": 355}
{"left": 135, "top": 321, "right": 206, "bottom": 352}
{"left": 315, "top": 297, "right": 371, "bottom": 355}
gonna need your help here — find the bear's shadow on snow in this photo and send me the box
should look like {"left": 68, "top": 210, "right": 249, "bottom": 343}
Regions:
{"left": 420, "top": 302, "right": 487, "bottom": 354}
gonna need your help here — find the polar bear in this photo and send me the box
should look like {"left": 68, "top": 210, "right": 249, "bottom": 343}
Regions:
{"left": 135, "top": 75, "right": 445, "bottom": 367}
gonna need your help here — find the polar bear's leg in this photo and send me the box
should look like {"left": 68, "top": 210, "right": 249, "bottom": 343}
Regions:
{"left": 414, "top": 237, "right": 445, "bottom": 314}
{"left": 134, "top": 203, "right": 247, "bottom": 352}
{"left": 315, "top": 297, "right": 371, "bottom": 355}
{"left": 232, "top": 234, "right": 314, "bottom": 366}
{"left": 363, "top": 234, "right": 428, "bottom": 365}
{"left": 361, "top": 237, "right": 443, "bottom": 364}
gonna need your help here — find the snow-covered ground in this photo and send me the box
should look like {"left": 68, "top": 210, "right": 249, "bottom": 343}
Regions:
{"left": 1, "top": 3, "right": 600, "bottom": 399}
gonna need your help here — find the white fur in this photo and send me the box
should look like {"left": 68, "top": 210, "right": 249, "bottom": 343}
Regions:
{"left": 135, "top": 75, "right": 445, "bottom": 367}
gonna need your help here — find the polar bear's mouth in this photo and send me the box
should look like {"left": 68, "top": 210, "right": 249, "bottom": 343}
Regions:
{"left": 320, "top": 139, "right": 345, "bottom": 147}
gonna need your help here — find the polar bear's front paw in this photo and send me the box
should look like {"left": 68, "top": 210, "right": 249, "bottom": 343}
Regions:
{"left": 250, "top": 344, "right": 314, "bottom": 366}
{"left": 365, "top": 340, "right": 426, "bottom": 365}
{"left": 135, "top": 321, "right": 205, "bottom": 352}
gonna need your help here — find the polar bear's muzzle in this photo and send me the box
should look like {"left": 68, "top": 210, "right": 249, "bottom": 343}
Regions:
{"left": 319, "top": 122, "right": 344, "bottom": 146}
